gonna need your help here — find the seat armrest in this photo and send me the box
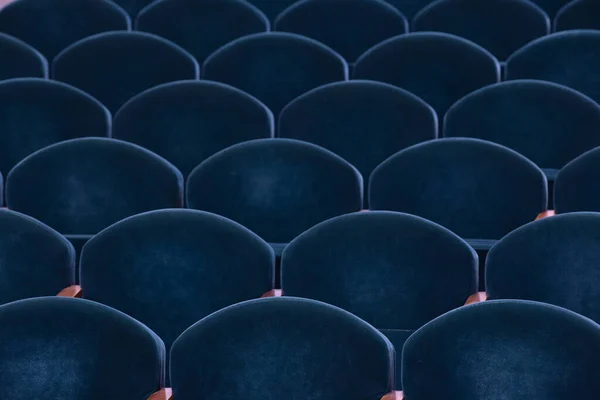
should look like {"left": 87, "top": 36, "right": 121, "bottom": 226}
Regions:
{"left": 465, "top": 292, "right": 487, "bottom": 305}
{"left": 57, "top": 285, "right": 82, "bottom": 298}
{"left": 261, "top": 289, "right": 282, "bottom": 297}
{"left": 148, "top": 388, "right": 171, "bottom": 400}
{"left": 536, "top": 210, "right": 555, "bottom": 220}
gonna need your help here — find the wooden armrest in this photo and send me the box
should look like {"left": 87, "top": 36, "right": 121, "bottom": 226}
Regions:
{"left": 261, "top": 289, "right": 282, "bottom": 297}
{"left": 381, "top": 391, "right": 403, "bottom": 400}
{"left": 535, "top": 210, "right": 555, "bottom": 220}
{"left": 57, "top": 285, "right": 82, "bottom": 298}
{"left": 465, "top": 292, "right": 487, "bottom": 305}
{"left": 147, "top": 388, "right": 171, "bottom": 400}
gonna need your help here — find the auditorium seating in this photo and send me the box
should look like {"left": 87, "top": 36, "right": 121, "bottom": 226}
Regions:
{"left": 0, "top": 32, "right": 47, "bottom": 80}
{"left": 53, "top": 31, "right": 199, "bottom": 113}
{"left": 281, "top": 211, "right": 478, "bottom": 389}
{"left": 554, "top": 147, "right": 600, "bottom": 213}
{"left": 136, "top": 0, "right": 268, "bottom": 64}
{"left": 402, "top": 300, "right": 600, "bottom": 399}
{"left": 170, "top": 297, "right": 396, "bottom": 399}
{"left": 555, "top": 0, "right": 600, "bottom": 31}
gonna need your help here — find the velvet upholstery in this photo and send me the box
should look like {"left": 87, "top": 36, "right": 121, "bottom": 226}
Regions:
{"left": 281, "top": 211, "right": 478, "bottom": 389}
{"left": 52, "top": 31, "right": 199, "bottom": 113}
{"left": 5, "top": 137, "right": 183, "bottom": 235}
{"left": 554, "top": 147, "right": 600, "bottom": 213}
{"left": 170, "top": 297, "right": 395, "bottom": 399}
{"left": 413, "top": 0, "right": 550, "bottom": 61}
{"left": 555, "top": 0, "right": 600, "bottom": 31}
{"left": 110, "top": 0, "right": 156, "bottom": 19}
{"left": 203, "top": 32, "right": 347, "bottom": 116}
{"left": 245, "top": 0, "right": 299, "bottom": 21}
{"left": 0, "top": 209, "right": 75, "bottom": 305}
{"left": 113, "top": 80, "right": 273, "bottom": 176}
{"left": 0, "top": 33, "right": 47, "bottom": 80}
{"left": 0, "top": 297, "right": 165, "bottom": 400}
{"left": 353, "top": 32, "right": 500, "bottom": 116}
{"left": 274, "top": 0, "right": 408, "bottom": 63}
{"left": 531, "top": 0, "right": 572, "bottom": 17}
{"left": 0, "top": 172, "right": 3, "bottom": 206}
{"left": 385, "top": 0, "right": 436, "bottom": 18}
{"left": 506, "top": 31, "right": 600, "bottom": 104}
{"left": 402, "top": 300, "right": 600, "bottom": 400}
{"left": 279, "top": 80, "right": 436, "bottom": 205}
{"left": 186, "top": 138, "right": 362, "bottom": 244}
{"left": 136, "top": 0, "right": 268, "bottom": 64}
{"left": 0, "top": 78, "right": 111, "bottom": 177}
{"left": 0, "top": 0, "right": 130, "bottom": 61}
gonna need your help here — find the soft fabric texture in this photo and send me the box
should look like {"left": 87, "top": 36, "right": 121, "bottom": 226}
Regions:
{"left": 486, "top": 213, "right": 600, "bottom": 324}
{"left": 52, "top": 31, "right": 199, "bottom": 113}
{"left": 203, "top": 32, "right": 347, "bottom": 116}
{"left": 531, "top": 0, "right": 572, "bottom": 17}
{"left": 412, "top": 0, "right": 549, "bottom": 61}
{"left": 170, "top": 297, "right": 395, "bottom": 399}
{"left": 281, "top": 211, "right": 477, "bottom": 389}
{"left": 0, "top": 0, "right": 130, "bottom": 61}
{"left": 402, "top": 300, "right": 600, "bottom": 399}
{"left": 274, "top": 0, "right": 407, "bottom": 63}
{"left": 279, "top": 80, "right": 437, "bottom": 204}
{"left": 506, "top": 31, "right": 600, "bottom": 104}
{"left": 0, "top": 33, "right": 47, "bottom": 80}
{"left": 110, "top": 0, "right": 156, "bottom": 19}
{"left": 136, "top": 0, "right": 268, "bottom": 64}
{"left": 113, "top": 80, "right": 273, "bottom": 177}
{"left": 0, "top": 172, "right": 3, "bottom": 206}
{"left": 245, "top": 0, "right": 299, "bottom": 21}
{"left": 0, "top": 209, "right": 75, "bottom": 305}
{"left": 554, "top": 147, "right": 600, "bottom": 213}
{"left": 555, "top": 0, "right": 600, "bottom": 31}
{"left": 5, "top": 137, "right": 183, "bottom": 235}
{"left": 353, "top": 32, "right": 500, "bottom": 116}
{"left": 0, "top": 297, "right": 165, "bottom": 400}
{"left": 385, "top": 0, "right": 436, "bottom": 18}
{"left": 0, "top": 78, "right": 111, "bottom": 177}
{"left": 186, "top": 138, "right": 362, "bottom": 243}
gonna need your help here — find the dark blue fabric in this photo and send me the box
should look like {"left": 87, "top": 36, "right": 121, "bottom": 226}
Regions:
{"left": 203, "top": 32, "right": 347, "bottom": 116}
{"left": 0, "top": 297, "right": 165, "bottom": 400}
{"left": 413, "top": 0, "right": 549, "bottom": 61}
{"left": 0, "top": 0, "right": 130, "bottom": 61}
{"left": 274, "top": 0, "right": 407, "bottom": 63}
{"left": 0, "top": 172, "right": 3, "bottom": 206}
{"left": 555, "top": 0, "right": 600, "bottom": 31}
{"left": 170, "top": 297, "right": 395, "bottom": 399}
{"left": 555, "top": 147, "right": 600, "bottom": 213}
{"left": 0, "top": 33, "right": 47, "bottom": 80}
{"left": 5, "top": 137, "right": 183, "bottom": 235}
{"left": 353, "top": 32, "right": 500, "bottom": 116}
{"left": 113, "top": 80, "right": 273, "bottom": 177}
{"left": 0, "top": 78, "right": 111, "bottom": 178}
{"left": 53, "top": 31, "right": 199, "bottom": 113}
{"left": 531, "top": 0, "right": 572, "bottom": 17}
{"left": 384, "top": 0, "right": 436, "bottom": 18}
{"left": 136, "top": 0, "right": 268, "bottom": 64}
{"left": 110, "top": 0, "right": 157, "bottom": 19}
{"left": 245, "top": 0, "right": 299, "bottom": 21}
{"left": 506, "top": 31, "right": 600, "bottom": 105}
{"left": 402, "top": 300, "right": 600, "bottom": 400}
{"left": 187, "top": 138, "right": 362, "bottom": 243}
{"left": 0, "top": 210, "right": 75, "bottom": 305}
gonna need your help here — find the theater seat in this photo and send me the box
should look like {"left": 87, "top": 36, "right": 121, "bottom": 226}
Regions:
{"left": 555, "top": 0, "right": 600, "bottom": 31}
{"left": 554, "top": 147, "right": 600, "bottom": 213}
{"left": 170, "top": 297, "right": 396, "bottom": 399}
{"left": 0, "top": 33, "right": 47, "bottom": 80}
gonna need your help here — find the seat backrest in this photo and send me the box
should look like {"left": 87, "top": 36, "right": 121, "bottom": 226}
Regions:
{"left": 5, "top": 137, "right": 183, "bottom": 235}
{"left": 554, "top": 147, "right": 600, "bottom": 213}
{"left": 0, "top": 33, "right": 47, "bottom": 80}
{"left": 531, "top": 0, "right": 572, "bottom": 17}
{"left": 555, "top": 0, "right": 600, "bottom": 31}
{"left": 170, "top": 297, "right": 395, "bottom": 400}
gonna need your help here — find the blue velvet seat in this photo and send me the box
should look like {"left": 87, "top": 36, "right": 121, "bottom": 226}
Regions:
{"left": 506, "top": 30, "right": 600, "bottom": 104}
{"left": 0, "top": 297, "right": 165, "bottom": 400}
{"left": 353, "top": 32, "right": 500, "bottom": 117}
{"left": 113, "top": 80, "right": 273, "bottom": 177}
{"left": 555, "top": 0, "right": 600, "bottom": 31}
{"left": 170, "top": 297, "right": 395, "bottom": 399}
{"left": 0, "top": 0, "right": 130, "bottom": 61}
{"left": 0, "top": 78, "right": 110, "bottom": 178}
{"left": 110, "top": 0, "right": 156, "bottom": 19}
{"left": 413, "top": 0, "right": 550, "bottom": 61}
{"left": 531, "top": 0, "right": 572, "bottom": 17}
{"left": 274, "top": 0, "right": 408, "bottom": 64}
{"left": 136, "top": 0, "right": 268, "bottom": 64}
{"left": 281, "top": 211, "right": 478, "bottom": 389}
{"left": 554, "top": 147, "right": 600, "bottom": 213}
{"left": 0, "top": 33, "right": 47, "bottom": 80}
{"left": 245, "top": 0, "right": 299, "bottom": 22}
{"left": 203, "top": 32, "right": 347, "bottom": 116}
{"left": 52, "top": 31, "right": 199, "bottom": 113}
{"left": 402, "top": 300, "right": 600, "bottom": 399}
{"left": 384, "top": 0, "right": 436, "bottom": 19}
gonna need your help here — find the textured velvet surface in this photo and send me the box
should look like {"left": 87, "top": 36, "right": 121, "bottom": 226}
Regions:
{"left": 0, "top": 33, "right": 47, "bottom": 80}
{"left": 0, "top": 78, "right": 110, "bottom": 177}
{"left": 279, "top": 80, "right": 437, "bottom": 203}
{"left": 170, "top": 297, "right": 395, "bottom": 399}
{"left": 555, "top": 0, "right": 600, "bottom": 31}
{"left": 113, "top": 80, "right": 273, "bottom": 177}
{"left": 369, "top": 138, "right": 548, "bottom": 240}
{"left": 402, "top": 300, "right": 600, "bottom": 400}
{"left": 531, "top": 0, "right": 572, "bottom": 17}
{"left": 245, "top": 0, "right": 299, "bottom": 21}
{"left": 203, "top": 32, "right": 347, "bottom": 116}
{"left": 413, "top": 0, "right": 549, "bottom": 61}
{"left": 506, "top": 31, "right": 600, "bottom": 104}
{"left": 6, "top": 137, "right": 183, "bottom": 235}
{"left": 0, "top": 297, "right": 165, "bottom": 400}
{"left": 487, "top": 213, "right": 600, "bottom": 324}
{"left": 274, "top": 0, "right": 407, "bottom": 63}
{"left": 136, "top": 0, "right": 268, "bottom": 64}
{"left": 0, "top": 0, "right": 130, "bottom": 61}
{"left": 0, "top": 210, "right": 74, "bottom": 305}
{"left": 187, "top": 138, "right": 362, "bottom": 243}
{"left": 353, "top": 32, "right": 500, "bottom": 116}
{"left": 554, "top": 147, "right": 600, "bottom": 213}
{"left": 53, "top": 31, "right": 199, "bottom": 113}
